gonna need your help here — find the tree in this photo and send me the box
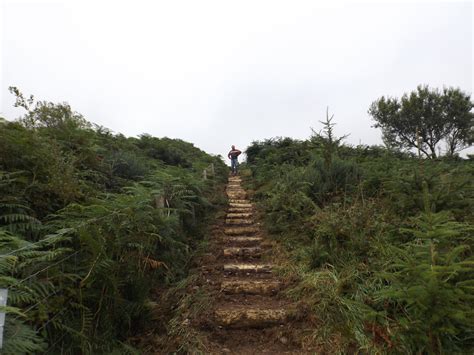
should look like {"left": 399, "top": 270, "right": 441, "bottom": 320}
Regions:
{"left": 369, "top": 86, "right": 473, "bottom": 158}
{"left": 9, "top": 86, "right": 90, "bottom": 131}
{"left": 310, "top": 107, "right": 349, "bottom": 168}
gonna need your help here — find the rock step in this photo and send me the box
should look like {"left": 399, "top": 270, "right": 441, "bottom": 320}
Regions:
{"left": 225, "top": 219, "right": 254, "bottom": 225}
{"left": 223, "top": 263, "right": 272, "bottom": 273}
{"left": 228, "top": 207, "right": 253, "bottom": 213}
{"left": 228, "top": 200, "right": 250, "bottom": 204}
{"left": 223, "top": 247, "right": 261, "bottom": 258}
{"left": 227, "top": 199, "right": 247, "bottom": 203}
{"left": 221, "top": 280, "right": 281, "bottom": 295}
{"left": 227, "top": 191, "right": 246, "bottom": 195}
{"left": 229, "top": 203, "right": 252, "bottom": 208}
{"left": 214, "top": 308, "right": 287, "bottom": 328}
{"left": 228, "top": 197, "right": 246, "bottom": 201}
{"left": 224, "top": 236, "right": 263, "bottom": 245}
{"left": 227, "top": 194, "right": 247, "bottom": 200}
{"left": 226, "top": 212, "right": 253, "bottom": 219}
{"left": 224, "top": 227, "right": 258, "bottom": 236}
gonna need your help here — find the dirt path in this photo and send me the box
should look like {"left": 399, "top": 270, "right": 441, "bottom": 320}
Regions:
{"left": 194, "top": 176, "right": 304, "bottom": 354}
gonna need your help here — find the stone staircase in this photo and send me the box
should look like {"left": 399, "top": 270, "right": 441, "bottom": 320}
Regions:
{"left": 213, "top": 176, "right": 288, "bottom": 330}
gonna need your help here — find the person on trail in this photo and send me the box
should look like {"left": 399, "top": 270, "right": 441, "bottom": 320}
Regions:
{"left": 228, "top": 145, "right": 242, "bottom": 175}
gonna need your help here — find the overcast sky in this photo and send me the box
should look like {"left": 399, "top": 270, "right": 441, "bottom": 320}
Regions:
{"left": 1, "top": 0, "right": 472, "bottom": 161}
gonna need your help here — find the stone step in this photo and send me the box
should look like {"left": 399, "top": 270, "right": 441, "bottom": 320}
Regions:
{"left": 223, "top": 247, "right": 261, "bottom": 258}
{"left": 224, "top": 227, "right": 258, "bottom": 236}
{"left": 223, "top": 263, "right": 272, "bottom": 273}
{"left": 221, "top": 280, "right": 281, "bottom": 295}
{"left": 226, "top": 212, "right": 253, "bottom": 219}
{"left": 225, "top": 219, "right": 254, "bottom": 225}
{"left": 226, "top": 190, "right": 246, "bottom": 195}
{"left": 227, "top": 194, "right": 247, "bottom": 200}
{"left": 225, "top": 236, "right": 263, "bottom": 245}
{"left": 227, "top": 196, "right": 246, "bottom": 200}
{"left": 214, "top": 308, "right": 287, "bottom": 328}
{"left": 228, "top": 199, "right": 250, "bottom": 204}
{"left": 229, "top": 203, "right": 252, "bottom": 209}
{"left": 228, "top": 207, "right": 253, "bottom": 213}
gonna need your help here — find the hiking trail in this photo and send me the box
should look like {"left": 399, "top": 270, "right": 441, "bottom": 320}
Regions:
{"left": 194, "top": 175, "right": 304, "bottom": 354}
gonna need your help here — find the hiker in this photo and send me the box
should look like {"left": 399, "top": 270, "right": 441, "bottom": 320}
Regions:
{"left": 228, "top": 145, "right": 242, "bottom": 175}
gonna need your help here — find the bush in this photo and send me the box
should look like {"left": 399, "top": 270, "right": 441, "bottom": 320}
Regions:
{"left": 306, "top": 158, "right": 361, "bottom": 206}
{"left": 247, "top": 130, "right": 473, "bottom": 353}
{"left": 0, "top": 90, "right": 227, "bottom": 353}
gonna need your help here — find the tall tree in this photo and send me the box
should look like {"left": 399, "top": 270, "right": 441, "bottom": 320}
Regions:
{"left": 369, "top": 85, "right": 473, "bottom": 158}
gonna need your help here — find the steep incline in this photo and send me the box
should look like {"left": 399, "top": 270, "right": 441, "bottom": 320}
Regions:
{"left": 201, "top": 176, "right": 303, "bottom": 354}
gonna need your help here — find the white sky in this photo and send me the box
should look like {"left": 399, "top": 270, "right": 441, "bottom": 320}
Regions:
{"left": 1, "top": 0, "right": 473, "bottom": 161}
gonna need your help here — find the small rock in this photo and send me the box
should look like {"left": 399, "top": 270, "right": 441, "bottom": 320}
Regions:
{"left": 279, "top": 336, "right": 288, "bottom": 345}
{"left": 182, "top": 318, "right": 190, "bottom": 326}
{"left": 222, "top": 348, "right": 231, "bottom": 353}
{"left": 192, "top": 286, "right": 199, "bottom": 291}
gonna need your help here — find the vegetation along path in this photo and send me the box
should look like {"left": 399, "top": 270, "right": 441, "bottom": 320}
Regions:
{"left": 188, "top": 175, "right": 305, "bottom": 354}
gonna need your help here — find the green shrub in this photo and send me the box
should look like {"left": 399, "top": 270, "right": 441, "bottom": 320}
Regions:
{"left": 376, "top": 187, "right": 474, "bottom": 353}
{"left": 306, "top": 158, "right": 361, "bottom": 206}
{"left": 247, "top": 128, "right": 473, "bottom": 353}
{"left": 0, "top": 90, "right": 227, "bottom": 353}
